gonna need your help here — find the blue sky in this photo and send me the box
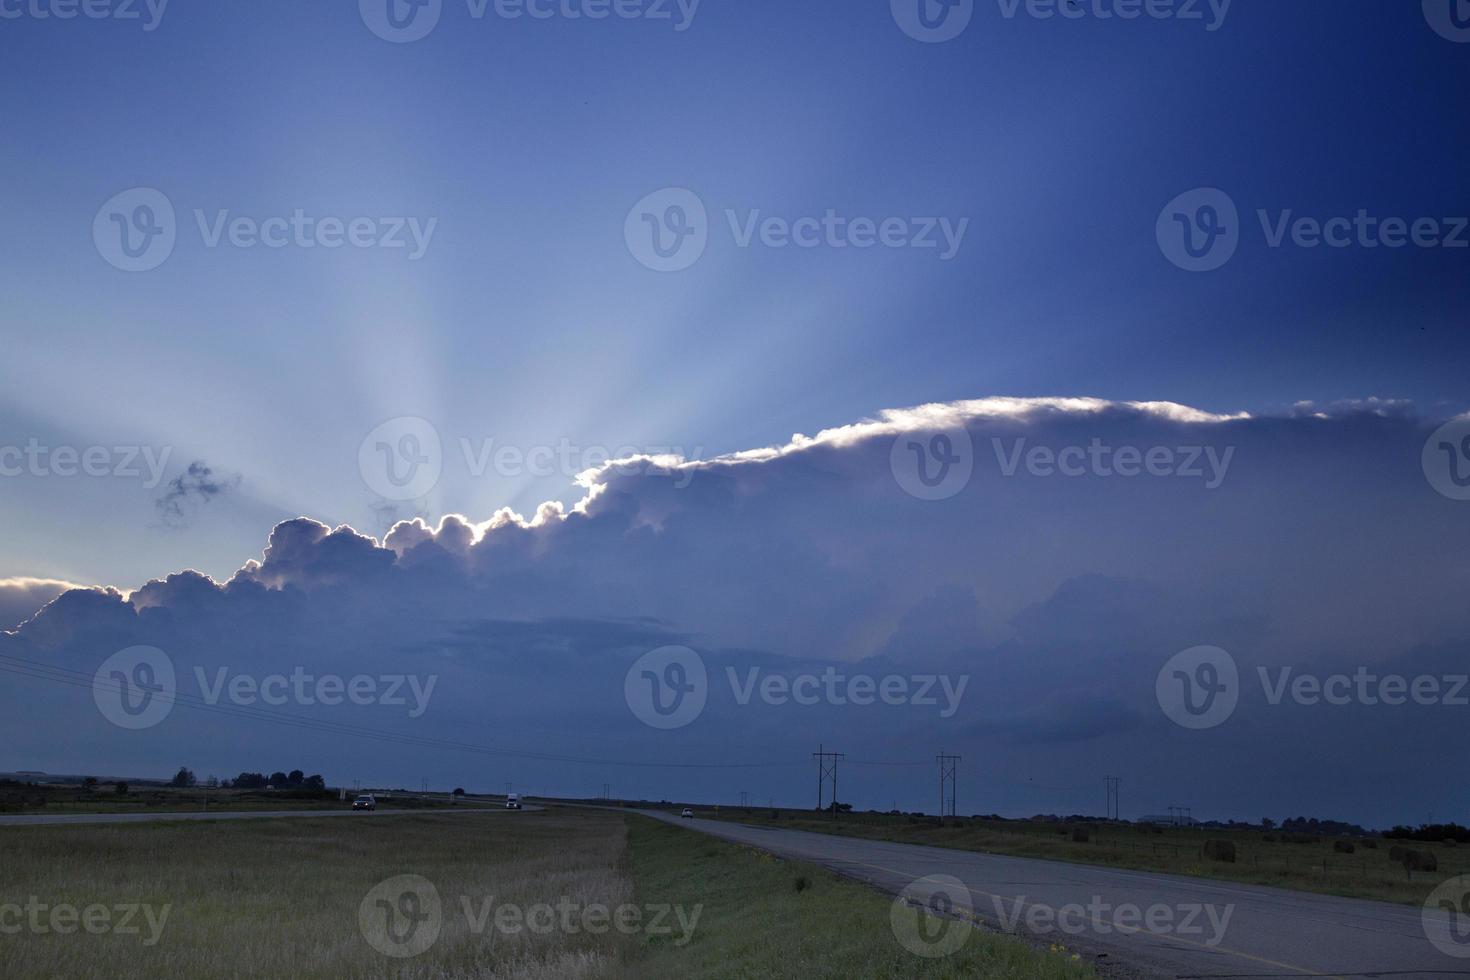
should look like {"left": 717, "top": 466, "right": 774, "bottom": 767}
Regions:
{"left": 1, "top": 2, "right": 1468, "bottom": 823}
{"left": 3, "top": 0, "right": 1467, "bottom": 585}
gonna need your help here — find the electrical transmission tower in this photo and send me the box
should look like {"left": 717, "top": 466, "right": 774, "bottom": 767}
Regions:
{"left": 602, "top": 783, "right": 611, "bottom": 800}
{"left": 937, "top": 752, "right": 961, "bottom": 817}
{"left": 739, "top": 791, "right": 749, "bottom": 808}
{"left": 1104, "top": 776, "right": 1121, "bottom": 821}
{"left": 813, "top": 744, "right": 844, "bottom": 818}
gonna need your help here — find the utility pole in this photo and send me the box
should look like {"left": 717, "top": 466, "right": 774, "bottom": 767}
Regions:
{"left": 602, "top": 782, "right": 611, "bottom": 801}
{"left": 1104, "top": 776, "right": 1121, "bottom": 821}
{"left": 813, "top": 744, "right": 844, "bottom": 818}
{"left": 937, "top": 752, "right": 961, "bottom": 818}
{"left": 739, "top": 791, "right": 749, "bottom": 808}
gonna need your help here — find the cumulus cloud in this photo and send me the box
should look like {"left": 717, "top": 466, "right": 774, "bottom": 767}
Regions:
{"left": 2, "top": 397, "right": 1465, "bottom": 827}
{"left": 0, "top": 578, "right": 87, "bottom": 632}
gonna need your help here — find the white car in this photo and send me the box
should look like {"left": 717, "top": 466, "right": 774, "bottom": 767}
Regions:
{"left": 681, "top": 808, "right": 694, "bottom": 819}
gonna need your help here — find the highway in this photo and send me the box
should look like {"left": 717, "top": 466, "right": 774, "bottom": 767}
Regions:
{"left": 639, "top": 809, "right": 1470, "bottom": 979}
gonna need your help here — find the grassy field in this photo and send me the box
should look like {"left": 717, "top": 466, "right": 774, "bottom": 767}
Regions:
{"left": 675, "top": 807, "right": 1467, "bottom": 907}
{"left": 0, "top": 808, "right": 1094, "bottom": 979}
{"left": 623, "top": 815, "right": 1094, "bottom": 979}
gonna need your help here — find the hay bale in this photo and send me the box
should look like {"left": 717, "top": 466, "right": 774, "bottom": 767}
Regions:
{"left": 1403, "top": 850, "right": 1438, "bottom": 872}
{"left": 1203, "top": 840, "right": 1237, "bottom": 863}
{"left": 1333, "top": 840, "right": 1355, "bottom": 854}
{"left": 1389, "top": 845, "right": 1409, "bottom": 863}
{"left": 1072, "top": 827, "right": 1090, "bottom": 843}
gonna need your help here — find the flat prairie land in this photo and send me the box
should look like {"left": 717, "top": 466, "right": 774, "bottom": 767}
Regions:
{"left": 683, "top": 807, "right": 1467, "bottom": 906}
{"left": 0, "top": 809, "right": 1095, "bottom": 979}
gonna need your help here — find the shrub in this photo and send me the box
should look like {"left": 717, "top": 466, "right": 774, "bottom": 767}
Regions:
{"left": 1072, "top": 828, "right": 1090, "bottom": 843}
{"left": 794, "top": 876, "right": 811, "bottom": 893}
{"left": 1203, "top": 840, "right": 1237, "bottom": 863}
{"left": 1333, "top": 840, "right": 1355, "bottom": 854}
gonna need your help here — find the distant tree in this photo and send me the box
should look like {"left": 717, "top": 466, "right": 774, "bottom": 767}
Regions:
{"left": 233, "top": 772, "right": 268, "bottom": 789}
{"left": 205, "top": 776, "right": 219, "bottom": 789}
{"left": 453, "top": 787, "right": 466, "bottom": 797}
{"left": 303, "top": 774, "right": 326, "bottom": 791}
{"left": 114, "top": 781, "right": 129, "bottom": 796}
{"left": 82, "top": 777, "right": 98, "bottom": 790}
{"left": 169, "top": 767, "right": 197, "bottom": 788}
{"left": 1262, "top": 817, "right": 1276, "bottom": 830}
{"left": 269, "top": 772, "right": 288, "bottom": 788}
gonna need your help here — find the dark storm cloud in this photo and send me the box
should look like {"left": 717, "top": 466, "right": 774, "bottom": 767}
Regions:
{"left": 3, "top": 398, "right": 1466, "bottom": 827}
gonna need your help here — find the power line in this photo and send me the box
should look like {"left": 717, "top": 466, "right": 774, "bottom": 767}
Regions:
{"left": 937, "top": 752, "right": 961, "bottom": 818}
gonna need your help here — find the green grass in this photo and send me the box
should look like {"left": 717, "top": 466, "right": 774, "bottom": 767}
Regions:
{"left": 623, "top": 816, "right": 1096, "bottom": 979}
{"left": 0, "top": 807, "right": 1097, "bottom": 979}
{"left": 678, "top": 807, "right": 1466, "bottom": 907}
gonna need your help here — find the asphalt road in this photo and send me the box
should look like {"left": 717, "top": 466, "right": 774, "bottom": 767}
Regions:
{"left": 639, "top": 809, "right": 1470, "bottom": 979}
{"left": 0, "top": 805, "right": 533, "bottom": 826}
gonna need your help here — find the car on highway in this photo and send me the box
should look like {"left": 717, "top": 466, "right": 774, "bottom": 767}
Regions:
{"left": 351, "top": 795, "right": 376, "bottom": 811}
{"left": 681, "top": 808, "right": 694, "bottom": 818}
{"left": 505, "top": 793, "right": 521, "bottom": 810}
